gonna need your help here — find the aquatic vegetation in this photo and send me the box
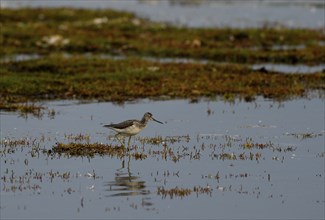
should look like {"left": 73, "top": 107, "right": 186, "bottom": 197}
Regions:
{"left": 1, "top": 137, "right": 31, "bottom": 148}
{"left": 0, "top": 98, "right": 57, "bottom": 119}
{"left": 1, "top": 8, "right": 324, "bottom": 64}
{"left": 215, "top": 152, "right": 262, "bottom": 161}
{"left": 50, "top": 141, "right": 149, "bottom": 159}
{"left": 241, "top": 139, "right": 273, "bottom": 149}
{"left": 132, "top": 152, "right": 147, "bottom": 160}
{"left": 1, "top": 168, "right": 101, "bottom": 193}
{"left": 64, "top": 133, "right": 91, "bottom": 142}
{"left": 285, "top": 132, "right": 324, "bottom": 140}
{"left": 0, "top": 136, "right": 46, "bottom": 156}
{"left": 193, "top": 185, "right": 213, "bottom": 196}
{"left": 0, "top": 101, "right": 44, "bottom": 117}
{"left": 137, "top": 135, "right": 190, "bottom": 145}
{"left": 0, "top": 132, "right": 297, "bottom": 161}
{"left": 157, "top": 185, "right": 212, "bottom": 199}
{"left": 1, "top": 56, "right": 324, "bottom": 112}
{"left": 51, "top": 142, "right": 125, "bottom": 157}
{"left": 157, "top": 186, "right": 192, "bottom": 199}
{"left": 0, "top": 8, "right": 324, "bottom": 115}
{"left": 1, "top": 128, "right": 324, "bottom": 216}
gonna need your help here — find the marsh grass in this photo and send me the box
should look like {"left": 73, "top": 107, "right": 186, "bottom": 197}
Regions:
{"left": 1, "top": 8, "right": 324, "bottom": 64}
{"left": 157, "top": 185, "right": 212, "bottom": 199}
{"left": 51, "top": 142, "right": 125, "bottom": 158}
{"left": 1, "top": 56, "right": 324, "bottom": 110}
{"left": 1, "top": 8, "right": 325, "bottom": 115}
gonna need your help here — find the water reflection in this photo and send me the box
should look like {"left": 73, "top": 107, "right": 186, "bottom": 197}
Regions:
{"left": 104, "top": 155, "right": 150, "bottom": 197}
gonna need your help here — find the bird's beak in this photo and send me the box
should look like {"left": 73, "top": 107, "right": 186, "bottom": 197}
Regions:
{"left": 152, "top": 117, "right": 163, "bottom": 124}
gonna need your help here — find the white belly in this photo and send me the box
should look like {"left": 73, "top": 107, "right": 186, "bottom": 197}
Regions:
{"left": 113, "top": 125, "right": 144, "bottom": 136}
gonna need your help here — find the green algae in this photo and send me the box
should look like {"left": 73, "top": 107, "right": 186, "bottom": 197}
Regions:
{"left": 1, "top": 56, "right": 324, "bottom": 110}
{"left": 51, "top": 142, "right": 125, "bottom": 157}
{"left": 51, "top": 142, "right": 147, "bottom": 159}
{"left": 1, "top": 7, "right": 325, "bottom": 115}
{"left": 1, "top": 8, "right": 324, "bottom": 64}
{"left": 157, "top": 185, "right": 212, "bottom": 199}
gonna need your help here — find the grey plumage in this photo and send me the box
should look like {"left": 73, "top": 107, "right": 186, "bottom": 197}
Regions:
{"left": 103, "top": 112, "right": 163, "bottom": 146}
{"left": 104, "top": 120, "right": 138, "bottom": 130}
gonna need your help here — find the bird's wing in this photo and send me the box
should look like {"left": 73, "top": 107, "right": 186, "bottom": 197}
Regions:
{"left": 103, "top": 120, "right": 135, "bottom": 129}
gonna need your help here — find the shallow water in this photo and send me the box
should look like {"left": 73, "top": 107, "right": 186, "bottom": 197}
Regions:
{"left": 1, "top": 97, "right": 324, "bottom": 219}
{"left": 1, "top": 0, "right": 324, "bottom": 29}
{"left": 2, "top": 53, "right": 324, "bottom": 75}
{"left": 252, "top": 63, "right": 325, "bottom": 74}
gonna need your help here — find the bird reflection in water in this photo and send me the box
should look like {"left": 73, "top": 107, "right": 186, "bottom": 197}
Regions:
{"left": 104, "top": 154, "right": 151, "bottom": 198}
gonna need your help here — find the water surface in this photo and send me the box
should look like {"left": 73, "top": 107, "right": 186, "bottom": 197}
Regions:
{"left": 1, "top": 97, "right": 324, "bottom": 219}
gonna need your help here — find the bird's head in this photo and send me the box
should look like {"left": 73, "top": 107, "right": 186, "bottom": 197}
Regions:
{"left": 143, "top": 112, "right": 163, "bottom": 124}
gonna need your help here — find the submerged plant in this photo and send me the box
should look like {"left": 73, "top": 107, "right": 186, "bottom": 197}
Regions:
{"left": 51, "top": 142, "right": 125, "bottom": 157}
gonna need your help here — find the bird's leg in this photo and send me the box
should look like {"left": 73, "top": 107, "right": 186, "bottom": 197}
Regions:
{"left": 117, "top": 159, "right": 125, "bottom": 172}
{"left": 127, "top": 153, "right": 131, "bottom": 179}
{"left": 115, "top": 133, "right": 124, "bottom": 146}
{"left": 127, "top": 136, "right": 132, "bottom": 149}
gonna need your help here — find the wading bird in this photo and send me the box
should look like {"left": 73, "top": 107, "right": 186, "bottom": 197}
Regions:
{"left": 103, "top": 112, "right": 163, "bottom": 147}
